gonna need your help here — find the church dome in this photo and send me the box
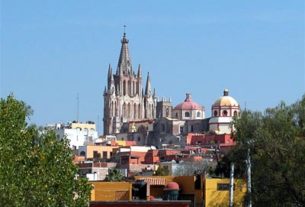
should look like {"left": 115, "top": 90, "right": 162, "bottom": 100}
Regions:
{"left": 164, "top": 182, "right": 179, "bottom": 191}
{"left": 174, "top": 93, "right": 203, "bottom": 110}
{"left": 213, "top": 89, "right": 239, "bottom": 107}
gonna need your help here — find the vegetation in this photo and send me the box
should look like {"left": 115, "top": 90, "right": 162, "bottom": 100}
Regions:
{"left": 216, "top": 95, "right": 305, "bottom": 206}
{"left": 154, "top": 165, "right": 170, "bottom": 176}
{"left": 0, "top": 95, "right": 92, "bottom": 207}
{"left": 105, "top": 168, "right": 124, "bottom": 181}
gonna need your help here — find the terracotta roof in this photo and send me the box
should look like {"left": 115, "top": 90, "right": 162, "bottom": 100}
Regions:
{"left": 174, "top": 93, "right": 203, "bottom": 110}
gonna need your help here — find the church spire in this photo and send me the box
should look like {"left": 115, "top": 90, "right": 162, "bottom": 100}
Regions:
{"left": 107, "top": 64, "right": 113, "bottom": 89}
{"left": 145, "top": 72, "right": 152, "bottom": 96}
{"left": 137, "top": 64, "right": 142, "bottom": 78}
{"left": 117, "top": 32, "right": 133, "bottom": 76}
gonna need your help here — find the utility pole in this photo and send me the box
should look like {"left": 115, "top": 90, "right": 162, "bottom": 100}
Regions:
{"left": 246, "top": 147, "right": 252, "bottom": 207}
{"left": 229, "top": 162, "right": 235, "bottom": 207}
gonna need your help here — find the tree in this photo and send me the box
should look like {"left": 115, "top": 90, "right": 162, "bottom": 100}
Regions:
{"left": 215, "top": 95, "right": 305, "bottom": 206}
{"left": 154, "top": 165, "right": 170, "bottom": 176}
{"left": 0, "top": 95, "right": 92, "bottom": 207}
{"left": 105, "top": 168, "right": 124, "bottom": 181}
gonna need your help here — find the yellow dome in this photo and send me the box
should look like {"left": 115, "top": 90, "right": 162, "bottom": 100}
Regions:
{"left": 213, "top": 89, "right": 239, "bottom": 107}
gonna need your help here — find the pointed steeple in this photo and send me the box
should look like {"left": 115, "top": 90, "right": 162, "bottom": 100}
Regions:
{"left": 107, "top": 64, "right": 113, "bottom": 89}
{"left": 103, "top": 86, "right": 107, "bottom": 96}
{"left": 137, "top": 64, "right": 142, "bottom": 78}
{"left": 153, "top": 88, "right": 156, "bottom": 98}
{"left": 145, "top": 72, "right": 152, "bottom": 96}
{"left": 117, "top": 32, "right": 133, "bottom": 76}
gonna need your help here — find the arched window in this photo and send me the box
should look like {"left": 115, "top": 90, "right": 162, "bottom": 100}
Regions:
{"left": 234, "top": 111, "right": 238, "bottom": 116}
{"left": 134, "top": 103, "right": 137, "bottom": 120}
{"left": 176, "top": 113, "right": 178, "bottom": 118}
{"left": 214, "top": 110, "right": 218, "bottom": 117}
{"left": 128, "top": 80, "right": 131, "bottom": 96}
{"left": 138, "top": 104, "right": 141, "bottom": 119}
{"left": 222, "top": 110, "right": 228, "bottom": 116}
{"left": 123, "top": 103, "right": 126, "bottom": 118}
{"left": 197, "top": 111, "right": 201, "bottom": 117}
{"left": 185, "top": 112, "right": 190, "bottom": 117}
{"left": 166, "top": 108, "right": 169, "bottom": 117}
{"left": 123, "top": 80, "right": 126, "bottom": 95}
{"left": 80, "top": 151, "right": 86, "bottom": 157}
{"left": 127, "top": 103, "right": 131, "bottom": 119}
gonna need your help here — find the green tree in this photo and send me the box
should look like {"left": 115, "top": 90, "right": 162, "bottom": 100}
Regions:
{"left": 215, "top": 95, "right": 305, "bottom": 206}
{"left": 105, "top": 168, "right": 124, "bottom": 181}
{"left": 0, "top": 95, "right": 91, "bottom": 207}
{"left": 154, "top": 166, "right": 169, "bottom": 176}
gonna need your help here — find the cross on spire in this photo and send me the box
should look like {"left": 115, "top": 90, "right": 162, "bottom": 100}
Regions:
{"left": 123, "top": 25, "right": 127, "bottom": 35}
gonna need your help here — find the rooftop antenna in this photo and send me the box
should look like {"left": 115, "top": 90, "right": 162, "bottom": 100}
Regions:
{"left": 76, "top": 93, "right": 79, "bottom": 122}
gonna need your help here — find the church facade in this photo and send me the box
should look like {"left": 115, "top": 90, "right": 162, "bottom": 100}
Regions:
{"left": 103, "top": 33, "right": 156, "bottom": 135}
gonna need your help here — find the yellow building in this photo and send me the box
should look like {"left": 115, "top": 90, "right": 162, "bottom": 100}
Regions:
{"left": 205, "top": 178, "right": 246, "bottom": 207}
{"left": 90, "top": 176, "right": 246, "bottom": 207}
{"left": 79, "top": 145, "right": 118, "bottom": 160}
{"left": 70, "top": 122, "right": 96, "bottom": 130}
{"left": 90, "top": 182, "right": 132, "bottom": 201}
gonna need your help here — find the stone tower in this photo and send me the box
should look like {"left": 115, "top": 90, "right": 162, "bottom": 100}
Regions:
{"left": 103, "top": 33, "right": 156, "bottom": 135}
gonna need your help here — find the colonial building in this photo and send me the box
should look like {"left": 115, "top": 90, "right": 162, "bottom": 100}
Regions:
{"left": 103, "top": 33, "right": 156, "bottom": 135}
{"left": 209, "top": 89, "right": 240, "bottom": 134}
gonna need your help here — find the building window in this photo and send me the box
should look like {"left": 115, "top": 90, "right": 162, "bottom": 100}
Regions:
{"left": 217, "top": 183, "right": 235, "bottom": 191}
{"left": 166, "top": 108, "right": 169, "bottom": 117}
{"left": 185, "top": 112, "right": 190, "bottom": 117}
{"left": 214, "top": 110, "right": 218, "bottom": 117}
{"left": 234, "top": 111, "right": 238, "bottom": 116}
{"left": 222, "top": 110, "right": 228, "bottom": 116}
{"left": 175, "top": 113, "right": 178, "bottom": 118}
{"left": 80, "top": 151, "right": 86, "bottom": 157}
{"left": 197, "top": 112, "right": 201, "bottom": 117}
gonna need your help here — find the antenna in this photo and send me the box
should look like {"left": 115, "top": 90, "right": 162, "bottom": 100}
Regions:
{"left": 76, "top": 93, "right": 79, "bottom": 122}
{"left": 123, "top": 25, "right": 127, "bottom": 34}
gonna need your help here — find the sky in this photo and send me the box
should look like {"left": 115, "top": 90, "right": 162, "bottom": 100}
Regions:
{"left": 1, "top": 0, "right": 304, "bottom": 133}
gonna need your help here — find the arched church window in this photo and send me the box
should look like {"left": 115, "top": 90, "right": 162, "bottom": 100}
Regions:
{"left": 134, "top": 103, "right": 137, "bottom": 119}
{"left": 123, "top": 80, "right": 126, "bottom": 96}
{"left": 138, "top": 104, "right": 141, "bottom": 119}
{"left": 214, "top": 110, "right": 218, "bottom": 117}
{"left": 185, "top": 112, "right": 190, "bottom": 117}
{"left": 166, "top": 108, "right": 169, "bottom": 117}
{"left": 127, "top": 103, "right": 131, "bottom": 119}
{"left": 123, "top": 103, "right": 126, "bottom": 117}
{"left": 222, "top": 110, "right": 228, "bottom": 116}
{"left": 197, "top": 112, "right": 201, "bottom": 117}
{"left": 234, "top": 111, "right": 238, "bottom": 116}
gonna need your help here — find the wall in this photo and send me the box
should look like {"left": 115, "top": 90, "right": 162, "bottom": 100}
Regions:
{"left": 205, "top": 178, "right": 246, "bottom": 207}
{"left": 90, "top": 182, "right": 132, "bottom": 201}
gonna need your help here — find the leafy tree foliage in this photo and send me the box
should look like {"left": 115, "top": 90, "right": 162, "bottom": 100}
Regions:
{"left": 154, "top": 166, "right": 170, "bottom": 176}
{"left": 215, "top": 95, "right": 305, "bottom": 206}
{"left": 105, "top": 168, "right": 124, "bottom": 181}
{"left": 0, "top": 95, "right": 91, "bottom": 207}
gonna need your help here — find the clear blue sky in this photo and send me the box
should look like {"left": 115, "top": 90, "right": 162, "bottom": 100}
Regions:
{"left": 1, "top": 0, "right": 304, "bottom": 133}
